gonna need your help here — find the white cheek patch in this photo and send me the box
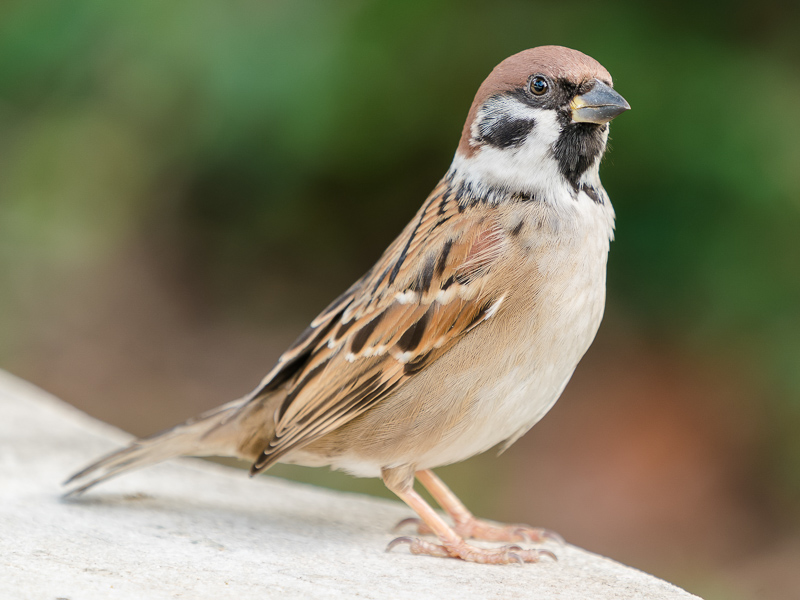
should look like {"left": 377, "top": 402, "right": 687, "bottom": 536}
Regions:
{"left": 471, "top": 96, "right": 541, "bottom": 146}
{"left": 459, "top": 107, "right": 566, "bottom": 200}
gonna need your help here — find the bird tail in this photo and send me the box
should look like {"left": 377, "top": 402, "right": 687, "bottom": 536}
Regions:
{"left": 63, "top": 395, "right": 277, "bottom": 497}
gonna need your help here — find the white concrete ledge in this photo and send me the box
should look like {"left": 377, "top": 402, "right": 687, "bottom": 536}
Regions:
{"left": 0, "top": 369, "right": 700, "bottom": 599}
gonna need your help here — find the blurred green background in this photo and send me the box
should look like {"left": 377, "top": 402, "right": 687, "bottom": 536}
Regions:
{"left": 2, "top": 1, "right": 799, "bottom": 597}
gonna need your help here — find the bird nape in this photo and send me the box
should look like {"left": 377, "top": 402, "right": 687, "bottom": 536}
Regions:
{"left": 65, "top": 45, "right": 629, "bottom": 565}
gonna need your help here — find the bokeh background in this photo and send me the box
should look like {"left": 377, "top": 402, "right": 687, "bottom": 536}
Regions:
{"left": 2, "top": 1, "right": 799, "bottom": 597}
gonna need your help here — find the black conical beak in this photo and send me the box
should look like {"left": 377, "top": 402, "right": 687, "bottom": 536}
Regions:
{"left": 570, "top": 79, "right": 630, "bottom": 124}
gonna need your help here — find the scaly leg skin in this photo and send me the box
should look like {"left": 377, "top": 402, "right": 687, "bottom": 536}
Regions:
{"left": 395, "top": 469, "right": 564, "bottom": 546}
{"left": 383, "top": 468, "right": 556, "bottom": 564}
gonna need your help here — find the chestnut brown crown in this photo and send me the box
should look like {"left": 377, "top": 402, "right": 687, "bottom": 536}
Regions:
{"left": 457, "top": 46, "right": 614, "bottom": 156}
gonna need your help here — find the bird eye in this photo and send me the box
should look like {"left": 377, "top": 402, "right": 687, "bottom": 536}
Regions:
{"left": 530, "top": 76, "right": 548, "bottom": 96}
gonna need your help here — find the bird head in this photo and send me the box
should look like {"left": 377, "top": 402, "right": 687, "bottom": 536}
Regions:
{"left": 453, "top": 46, "right": 629, "bottom": 198}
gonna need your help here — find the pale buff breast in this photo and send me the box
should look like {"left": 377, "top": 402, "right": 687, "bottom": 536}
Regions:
{"left": 293, "top": 191, "right": 614, "bottom": 477}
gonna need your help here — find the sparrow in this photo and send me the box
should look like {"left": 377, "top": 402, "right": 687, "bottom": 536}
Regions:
{"left": 65, "top": 46, "right": 629, "bottom": 565}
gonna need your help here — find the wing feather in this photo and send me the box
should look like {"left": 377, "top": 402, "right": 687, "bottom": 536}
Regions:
{"left": 248, "top": 179, "right": 513, "bottom": 471}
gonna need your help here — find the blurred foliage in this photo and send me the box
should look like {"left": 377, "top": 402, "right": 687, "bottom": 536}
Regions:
{"left": 1, "top": 0, "right": 799, "bottom": 502}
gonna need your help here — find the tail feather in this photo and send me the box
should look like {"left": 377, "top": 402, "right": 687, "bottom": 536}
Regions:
{"left": 64, "top": 396, "right": 273, "bottom": 497}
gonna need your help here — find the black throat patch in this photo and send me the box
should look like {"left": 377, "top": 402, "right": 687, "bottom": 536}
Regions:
{"left": 552, "top": 122, "right": 607, "bottom": 189}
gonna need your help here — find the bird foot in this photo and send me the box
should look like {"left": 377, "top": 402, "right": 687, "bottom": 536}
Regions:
{"left": 386, "top": 536, "right": 557, "bottom": 564}
{"left": 394, "top": 516, "right": 564, "bottom": 545}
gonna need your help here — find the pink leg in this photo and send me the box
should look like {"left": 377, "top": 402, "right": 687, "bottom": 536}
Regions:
{"left": 383, "top": 467, "right": 556, "bottom": 564}
{"left": 396, "top": 469, "right": 563, "bottom": 545}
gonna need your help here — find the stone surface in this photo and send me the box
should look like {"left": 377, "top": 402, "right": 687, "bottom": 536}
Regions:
{"left": 0, "top": 369, "right": 700, "bottom": 599}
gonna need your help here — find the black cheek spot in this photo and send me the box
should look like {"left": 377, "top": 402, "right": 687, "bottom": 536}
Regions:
{"left": 510, "top": 221, "right": 524, "bottom": 236}
{"left": 479, "top": 117, "right": 536, "bottom": 149}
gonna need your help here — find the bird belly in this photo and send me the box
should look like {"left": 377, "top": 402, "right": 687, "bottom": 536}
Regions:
{"left": 295, "top": 200, "right": 612, "bottom": 478}
{"left": 305, "top": 271, "right": 605, "bottom": 477}
{"left": 415, "top": 284, "right": 606, "bottom": 469}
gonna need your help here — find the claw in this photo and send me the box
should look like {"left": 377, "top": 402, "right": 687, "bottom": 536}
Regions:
{"left": 392, "top": 517, "right": 422, "bottom": 533}
{"left": 505, "top": 524, "right": 564, "bottom": 544}
{"left": 539, "top": 549, "right": 558, "bottom": 562}
{"left": 514, "top": 527, "right": 544, "bottom": 542}
{"left": 386, "top": 536, "right": 416, "bottom": 553}
{"left": 392, "top": 516, "right": 434, "bottom": 536}
{"left": 540, "top": 529, "right": 566, "bottom": 546}
{"left": 506, "top": 547, "right": 558, "bottom": 563}
{"left": 386, "top": 535, "right": 559, "bottom": 564}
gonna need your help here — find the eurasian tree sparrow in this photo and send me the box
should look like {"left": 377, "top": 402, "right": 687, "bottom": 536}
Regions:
{"left": 66, "top": 46, "right": 629, "bottom": 564}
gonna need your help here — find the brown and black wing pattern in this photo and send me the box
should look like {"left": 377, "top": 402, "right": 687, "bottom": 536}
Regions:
{"left": 249, "top": 179, "right": 512, "bottom": 472}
